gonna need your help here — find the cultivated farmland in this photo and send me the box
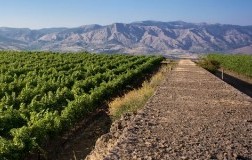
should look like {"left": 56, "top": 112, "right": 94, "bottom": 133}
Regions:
{"left": 0, "top": 51, "right": 163, "bottom": 159}
{"left": 205, "top": 54, "right": 252, "bottom": 77}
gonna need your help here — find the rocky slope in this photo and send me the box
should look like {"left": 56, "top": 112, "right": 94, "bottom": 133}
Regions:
{"left": 1, "top": 21, "right": 252, "bottom": 54}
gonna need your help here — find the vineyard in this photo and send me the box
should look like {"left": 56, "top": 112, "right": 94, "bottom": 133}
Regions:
{"left": 0, "top": 51, "right": 164, "bottom": 159}
{"left": 205, "top": 54, "right": 252, "bottom": 77}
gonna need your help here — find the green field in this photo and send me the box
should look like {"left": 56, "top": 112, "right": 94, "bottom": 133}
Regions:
{"left": 0, "top": 51, "right": 164, "bottom": 159}
{"left": 201, "top": 54, "right": 252, "bottom": 77}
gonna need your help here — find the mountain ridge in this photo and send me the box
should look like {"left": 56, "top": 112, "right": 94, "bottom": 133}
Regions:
{"left": 1, "top": 21, "right": 252, "bottom": 55}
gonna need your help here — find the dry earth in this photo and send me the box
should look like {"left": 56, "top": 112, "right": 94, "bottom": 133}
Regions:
{"left": 86, "top": 60, "right": 252, "bottom": 160}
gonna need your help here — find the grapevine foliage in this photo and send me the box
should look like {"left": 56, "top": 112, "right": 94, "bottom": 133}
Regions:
{"left": 0, "top": 51, "right": 164, "bottom": 159}
{"left": 206, "top": 54, "right": 252, "bottom": 77}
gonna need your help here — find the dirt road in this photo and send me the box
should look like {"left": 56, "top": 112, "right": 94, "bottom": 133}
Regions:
{"left": 87, "top": 60, "right": 252, "bottom": 160}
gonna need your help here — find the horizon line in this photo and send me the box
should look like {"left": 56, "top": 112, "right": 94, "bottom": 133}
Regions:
{"left": 0, "top": 20, "right": 251, "bottom": 30}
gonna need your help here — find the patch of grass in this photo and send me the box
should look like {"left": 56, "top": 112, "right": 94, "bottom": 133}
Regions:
{"left": 109, "top": 62, "right": 175, "bottom": 120}
{"left": 197, "top": 57, "right": 220, "bottom": 73}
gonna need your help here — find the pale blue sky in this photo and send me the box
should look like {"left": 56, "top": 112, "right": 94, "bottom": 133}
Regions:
{"left": 0, "top": 0, "right": 251, "bottom": 29}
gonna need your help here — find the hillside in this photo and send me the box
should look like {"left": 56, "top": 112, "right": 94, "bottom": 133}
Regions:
{"left": 1, "top": 21, "right": 252, "bottom": 55}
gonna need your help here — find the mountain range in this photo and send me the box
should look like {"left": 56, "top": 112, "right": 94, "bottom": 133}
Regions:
{"left": 1, "top": 21, "right": 252, "bottom": 55}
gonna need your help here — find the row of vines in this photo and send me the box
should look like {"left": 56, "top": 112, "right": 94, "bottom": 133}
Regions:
{"left": 204, "top": 54, "right": 252, "bottom": 77}
{"left": 0, "top": 51, "right": 164, "bottom": 159}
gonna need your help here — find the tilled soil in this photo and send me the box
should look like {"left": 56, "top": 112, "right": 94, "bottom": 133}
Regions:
{"left": 86, "top": 60, "right": 252, "bottom": 160}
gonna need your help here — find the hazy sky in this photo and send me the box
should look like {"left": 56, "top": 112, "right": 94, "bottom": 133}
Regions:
{"left": 0, "top": 0, "right": 251, "bottom": 29}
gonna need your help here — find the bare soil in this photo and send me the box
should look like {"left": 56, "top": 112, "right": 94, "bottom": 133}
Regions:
{"left": 25, "top": 109, "right": 112, "bottom": 160}
{"left": 87, "top": 60, "right": 252, "bottom": 160}
{"left": 215, "top": 69, "right": 252, "bottom": 98}
{"left": 55, "top": 110, "right": 111, "bottom": 160}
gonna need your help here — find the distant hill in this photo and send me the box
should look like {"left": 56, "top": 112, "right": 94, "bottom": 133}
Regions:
{"left": 1, "top": 21, "right": 252, "bottom": 55}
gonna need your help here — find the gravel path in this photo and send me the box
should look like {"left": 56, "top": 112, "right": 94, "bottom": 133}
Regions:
{"left": 86, "top": 60, "right": 252, "bottom": 160}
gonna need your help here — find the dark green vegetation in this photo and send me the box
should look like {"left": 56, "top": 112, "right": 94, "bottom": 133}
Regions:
{"left": 0, "top": 51, "right": 164, "bottom": 159}
{"left": 199, "top": 54, "right": 252, "bottom": 77}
